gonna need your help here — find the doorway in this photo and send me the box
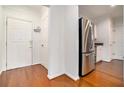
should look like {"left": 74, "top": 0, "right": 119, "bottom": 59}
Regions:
{"left": 79, "top": 5, "right": 123, "bottom": 81}
{"left": 6, "top": 17, "right": 33, "bottom": 70}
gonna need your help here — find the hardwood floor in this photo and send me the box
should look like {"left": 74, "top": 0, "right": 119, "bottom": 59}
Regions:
{"left": 0, "top": 60, "right": 123, "bottom": 87}
{"left": 96, "top": 60, "right": 123, "bottom": 79}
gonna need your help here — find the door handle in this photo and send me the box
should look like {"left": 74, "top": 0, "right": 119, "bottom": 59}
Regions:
{"left": 85, "top": 52, "right": 94, "bottom": 56}
{"left": 85, "top": 53, "right": 91, "bottom": 56}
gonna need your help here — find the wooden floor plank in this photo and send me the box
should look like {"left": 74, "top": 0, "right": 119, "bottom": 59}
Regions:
{"left": 0, "top": 60, "right": 123, "bottom": 87}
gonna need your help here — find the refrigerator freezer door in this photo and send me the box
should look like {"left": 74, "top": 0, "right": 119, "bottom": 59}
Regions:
{"left": 81, "top": 52, "right": 95, "bottom": 76}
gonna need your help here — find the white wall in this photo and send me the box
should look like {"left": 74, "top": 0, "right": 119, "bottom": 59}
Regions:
{"left": 95, "top": 16, "right": 112, "bottom": 62}
{"left": 95, "top": 15, "right": 123, "bottom": 62}
{"left": 1, "top": 6, "right": 48, "bottom": 71}
{"left": 48, "top": 5, "right": 79, "bottom": 80}
{"left": 0, "top": 6, "right": 3, "bottom": 74}
{"left": 64, "top": 6, "right": 79, "bottom": 80}
{"left": 48, "top": 6, "right": 65, "bottom": 79}
{"left": 111, "top": 17, "right": 123, "bottom": 60}
{"left": 40, "top": 6, "right": 49, "bottom": 69}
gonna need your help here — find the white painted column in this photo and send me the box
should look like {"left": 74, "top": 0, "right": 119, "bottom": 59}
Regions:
{"left": 48, "top": 6, "right": 65, "bottom": 79}
{"left": 48, "top": 5, "right": 79, "bottom": 80}
{"left": 64, "top": 6, "right": 79, "bottom": 80}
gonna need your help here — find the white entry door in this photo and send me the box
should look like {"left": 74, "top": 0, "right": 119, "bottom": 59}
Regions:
{"left": 7, "top": 18, "right": 33, "bottom": 70}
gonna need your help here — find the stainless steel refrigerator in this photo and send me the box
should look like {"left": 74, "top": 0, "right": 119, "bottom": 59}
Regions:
{"left": 79, "top": 17, "right": 95, "bottom": 76}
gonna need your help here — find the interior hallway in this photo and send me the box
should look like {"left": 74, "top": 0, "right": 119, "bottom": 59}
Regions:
{"left": 0, "top": 60, "right": 123, "bottom": 87}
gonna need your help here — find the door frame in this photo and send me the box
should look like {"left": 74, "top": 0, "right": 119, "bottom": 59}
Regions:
{"left": 6, "top": 16, "right": 33, "bottom": 70}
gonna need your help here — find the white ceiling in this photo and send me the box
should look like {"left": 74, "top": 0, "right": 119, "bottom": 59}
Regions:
{"left": 3, "top": 5, "right": 44, "bottom": 13}
{"left": 24, "top": 5, "right": 44, "bottom": 12}
{"left": 23, "top": 5, "right": 49, "bottom": 13}
{"left": 79, "top": 5, "right": 123, "bottom": 20}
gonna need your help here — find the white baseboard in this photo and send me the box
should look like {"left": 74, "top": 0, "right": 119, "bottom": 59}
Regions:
{"left": 0, "top": 69, "right": 4, "bottom": 75}
{"left": 101, "top": 59, "right": 111, "bottom": 62}
{"left": 40, "top": 61, "right": 48, "bottom": 70}
{"left": 33, "top": 60, "right": 48, "bottom": 70}
{"left": 47, "top": 72, "right": 64, "bottom": 80}
{"left": 47, "top": 71, "right": 80, "bottom": 81}
{"left": 65, "top": 73, "right": 79, "bottom": 81}
{"left": 0, "top": 71, "right": 2, "bottom": 75}
{"left": 32, "top": 60, "right": 41, "bottom": 65}
{"left": 32, "top": 62, "right": 40, "bottom": 65}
